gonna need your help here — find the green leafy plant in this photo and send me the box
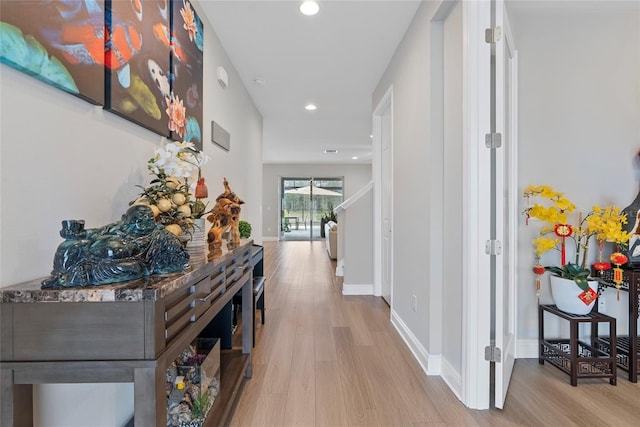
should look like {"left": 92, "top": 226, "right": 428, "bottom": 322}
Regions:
{"left": 238, "top": 220, "right": 252, "bottom": 238}
{"left": 323, "top": 203, "right": 337, "bottom": 223}
{"left": 190, "top": 392, "right": 210, "bottom": 420}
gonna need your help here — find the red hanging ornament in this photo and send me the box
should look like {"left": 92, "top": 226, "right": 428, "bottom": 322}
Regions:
{"left": 593, "top": 261, "right": 611, "bottom": 272}
{"left": 554, "top": 224, "right": 573, "bottom": 266}
{"left": 533, "top": 264, "right": 545, "bottom": 305}
{"left": 195, "top": 177, "right": 208, "bottom": 199}
{"left": 610, "top": 252, "right": 628, "bottom": 300}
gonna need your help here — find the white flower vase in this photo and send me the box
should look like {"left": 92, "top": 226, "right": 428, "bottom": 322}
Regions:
{"left": 549, "top": 275, "right": 598, "bottom": 315}
{"left": 186, "top": 218, "right": 208, "bottom": 265}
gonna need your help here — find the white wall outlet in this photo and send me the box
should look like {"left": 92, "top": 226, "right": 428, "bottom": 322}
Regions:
{"left": 598, "top": 297, "right": 606, "bottom": 312}
{"left": 412, "top": 294, "right": 417, "bottom": 312}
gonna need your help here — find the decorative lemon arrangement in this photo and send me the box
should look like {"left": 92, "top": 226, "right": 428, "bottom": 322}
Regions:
{"left": 131, "top": 141, "right": 209, "bottom": 238}
{"left": 523, "top": 185, "right": 631, "bottom": 313}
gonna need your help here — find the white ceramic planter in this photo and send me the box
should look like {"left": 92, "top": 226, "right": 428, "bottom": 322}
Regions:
{"left": 549, "top": 275, "right": 598, "bottom": 315}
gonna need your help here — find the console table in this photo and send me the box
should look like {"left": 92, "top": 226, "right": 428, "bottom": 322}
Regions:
{"left": 592, "top": 267, "right": 640, "bottom": 383}
{"left": 0, "top": 239, "right": 257, "bottom": 426}
{"left": 538, "top": 304, "right": 617, "bottom": 386}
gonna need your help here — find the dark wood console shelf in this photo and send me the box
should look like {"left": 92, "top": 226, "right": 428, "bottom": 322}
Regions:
{"left": 592, "top": 267, "right": 640, "bottom": 382}
{"left": 0, "top": 239, "right": 259, "bottom": 427}
{"left": 538, "top": 304, "right": 617, "bottom": 386}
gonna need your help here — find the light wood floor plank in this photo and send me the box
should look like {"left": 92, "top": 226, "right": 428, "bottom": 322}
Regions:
{"left": 230, "top": 241, "right": 640, "bottom": 426}
{"left": 333, "top": 326, "right": 382, "bottom": 425}
{"left": 315, "top": 361, "right": 349, "bottom": 426}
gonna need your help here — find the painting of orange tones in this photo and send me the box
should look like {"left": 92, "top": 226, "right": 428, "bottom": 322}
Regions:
{"left": 0, "top": 0, "right": 106, "bottom": 105}
{"left": 105, "top": 0, "right": 173, "bottom": 137}
{"left": 169, "top": 0, "right": 203, "bottom": 149}
{"left": 0, "top": 0, "right": 203, "bottom": 143}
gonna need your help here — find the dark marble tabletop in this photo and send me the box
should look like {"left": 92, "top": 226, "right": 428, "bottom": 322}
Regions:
{"left": 1, "top": 240, "right": 253, "bottom": 303}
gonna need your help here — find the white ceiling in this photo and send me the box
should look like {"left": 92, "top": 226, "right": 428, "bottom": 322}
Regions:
{"left": 197, "top": 0, "right": 421, "bottom": 164}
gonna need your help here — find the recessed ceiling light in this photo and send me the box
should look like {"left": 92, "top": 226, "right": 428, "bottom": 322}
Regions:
{"left": 305, "top": 104, "right": 317, "bottom": 111}
{"left": 299, "top": 1, "right": 319, "bottom": 16}
{"left": 369, "top": 134, "right": 373, "bottom": 139}
{"left": 352, "top": 156, "right": 358, "bottom": 160}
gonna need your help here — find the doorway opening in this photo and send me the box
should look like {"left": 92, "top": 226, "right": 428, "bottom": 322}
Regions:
{"left": 280, "top": 177, "right": 343, "bottom": 241}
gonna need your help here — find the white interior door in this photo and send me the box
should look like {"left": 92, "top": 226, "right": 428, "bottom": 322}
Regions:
{"left": 373, "top": 86, "right": 393, "bottom": 305}
{"left": 493, "top": 0, "right": 518, "bottom": 409}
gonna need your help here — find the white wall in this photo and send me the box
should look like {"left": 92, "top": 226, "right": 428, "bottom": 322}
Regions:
{"left": 372, "top": 0, "right": 442, "bottom": 377}
{"left": 509, "top": 1, "right": 640, "bottom": 355}
{"left": 342, "top": 189, "right": 374, "bottom": 289}
{"left": 442, "top": 0, "right": 464, "bottom": 379}
{"left": 371, "top": 1, "right": 640, "bottom": 400}
{"left": 262, "top": 163, "right": 372, "bottom": 240}
{"left": 0, "top": 0, "right": 262, "bottom": 424}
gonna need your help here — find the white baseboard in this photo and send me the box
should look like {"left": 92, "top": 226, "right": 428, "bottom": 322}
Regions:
{"left": 390, "top": 310, "right": 463, "bottom": 402}
{"left": 440, "top": 357, "right": 463, "bottom": 402}
{"left": 262, "top": 236, "right": 279, "bottom": 242}
{"left": 517, "top": 339, "right": 539, "bottom": 359}
{"left": 342, "top": 283, "right": 374, "bottom": 295}
{"left": 390, "top": 310, "right": 440, "bottom": 376}
{"left": 336, "top": 259, "right": 344, "bottom": 277}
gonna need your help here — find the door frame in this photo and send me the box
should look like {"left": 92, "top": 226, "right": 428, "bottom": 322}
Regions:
{"left": 461, "top": 0, "right": 492, "bottom": 410}
{"left": 493, "top": 0, "right": 519, "bottom": 409}
{"left": 372, "top": 85, "right": 394, "bottom": 303}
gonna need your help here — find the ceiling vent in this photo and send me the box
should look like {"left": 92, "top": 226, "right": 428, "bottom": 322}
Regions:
{"left": 324, "top": 149, "right": 338, "bottom": 154}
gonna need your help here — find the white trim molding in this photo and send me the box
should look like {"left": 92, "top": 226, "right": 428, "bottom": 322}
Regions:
{"left": 334, "top": 180, "right": 373, "bottom": 214}
{"left": 372, "top": 85, "right": 393, "bottom": 300}
{"left": 391, "top": 309, "right": 441, "bottom": 376}
{"left": 460, "top": 0, "right": 492, "bottom": 410}
{"left": 335, "top": 258, "right": 344, "bottom": 277}
{"left": 342, "top": 283, "right": 374, "bottom": 295}
{"left": 441, "top": 357, "right": 463, "bottom": 402}
{"left": 516, "top": 339, "right": 539, "bottom": 359}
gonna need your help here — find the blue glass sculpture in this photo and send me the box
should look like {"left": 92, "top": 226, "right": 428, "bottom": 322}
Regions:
{"left": 42, "top": 205, "right": 190, "bottom": 288}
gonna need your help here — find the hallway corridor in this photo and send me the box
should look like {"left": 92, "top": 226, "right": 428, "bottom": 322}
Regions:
{"left": 229, "top": 241, "right": 640, "bottom": 426}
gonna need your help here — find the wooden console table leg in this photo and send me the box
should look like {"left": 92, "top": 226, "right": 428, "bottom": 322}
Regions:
{"left": 570, "top": 318, "right": 579, "bottom": 386}
{"left": 630, "top": 279, "right": 639, "bottom": 383}
{"left": 242, "top": 277, "right": 253, "bottom": 379}
{"left": 610, "top": 316, "right": 617, "bottom": 385}
{"left": 134, "top": 366, "right": 164, "bottom": 427}
{"left": 538, "top": 304, "right": 544, "bottom": 365}
{"left": 1, "top": 370, "right": 33, "bottom": 427}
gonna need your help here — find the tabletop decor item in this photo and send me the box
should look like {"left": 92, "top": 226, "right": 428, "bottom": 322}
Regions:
{"left": 207, "top": 178, "right": 244, "bottom": 260}
{"left": 523, "top": 185, "right": 631, "bottom": 314}
{"left": 238, "top": 220, "right": 252, "bottom": 238}
{"left": 131, "top": 140, "right": 209, "bottom": 237}
{"left": 42, "top": 205, "right": 189, "bottom": 288}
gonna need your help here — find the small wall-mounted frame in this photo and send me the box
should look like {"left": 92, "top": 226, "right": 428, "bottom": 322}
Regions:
{"left": 211, "top": 121, "right": 230, "bottom": 151}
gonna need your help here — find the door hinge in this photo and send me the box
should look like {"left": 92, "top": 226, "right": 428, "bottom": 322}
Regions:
{"left": 485, "top": 26, "right": 502, "bottom": 43}
{"left": 485, "top": 132, "right": 502, "bottom": 149}
{"left": 485, "top": 240, "right": 502, "bottom": 256}
{"left": 485, "top": 345, "right": 502, "bottom": 362}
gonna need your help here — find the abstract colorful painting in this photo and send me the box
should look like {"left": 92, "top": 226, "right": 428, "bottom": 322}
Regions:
{"left": 1, "top": 0, "right": 204, "bottom": 142}
{"left": 169, "top": 0, "right": 203, "bottom": 148}
{"left": 105, "top": 0, "right": 171, "bottom": 137}
{"left": 0, "top": 0, "right": 106, "bottom": 105}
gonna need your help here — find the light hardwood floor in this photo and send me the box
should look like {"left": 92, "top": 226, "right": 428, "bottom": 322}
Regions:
{"left": 230, "top": 241, "right": 640, "bottom": 426}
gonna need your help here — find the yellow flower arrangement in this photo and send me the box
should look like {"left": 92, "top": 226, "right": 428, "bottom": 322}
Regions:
{"left": 523, "top": 184, "right": 632, "bottom": 290}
